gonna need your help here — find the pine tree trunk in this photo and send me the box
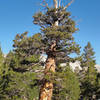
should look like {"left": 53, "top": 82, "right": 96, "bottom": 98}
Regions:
{"left": 39, "top": 56, "right": 56, "bottom": 100}
{"left": 39, "top": 1, "right": 58, "bottom": 100}
{"left": 39, "top": 40, "right": 56, "bottom": 100}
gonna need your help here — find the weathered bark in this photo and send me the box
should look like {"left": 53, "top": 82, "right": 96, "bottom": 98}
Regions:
{"left": 39, "top": 81, "right": 53, "bottom": 100}
{"left": 39, "top": 1, "right": 58, "bottom": 100}
{"left": 39, "top": 42, "right": 56, "bottom": 100}
{"left": 39, "top": 57, "right": 56, "bottom": 100}
{"left": 39, "top": 28, "right": 57, "bottom": 100}
{"left": 53, "top": 0, "right": 58, "bottom": 9}
{"left": 63, "top": 0, "right": 74, "bottom": 10}
{"left": 53, "top": 0, "right": 58, "bottom": 26}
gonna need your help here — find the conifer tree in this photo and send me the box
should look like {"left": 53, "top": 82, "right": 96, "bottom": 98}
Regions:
{"left": 83, "top": 42, "right": 96, "bottom": 83}
{"left": 12, "top": 0, "right": 80, "bottom": 99}
{"left": 33, "top": 0, "right": 80, "bottom": 99}
{"left": 0, "top": 46, "right": 3, "bottom": 72}
{"left": 96, "top": 73, "right": 100, "bottom": 99}
{"left": 12, "top": 31, "right": 80, "bottom": 100}
{"left": 80, "top": 42, "right": 97, "bottom": 100}
{"left": 52, "top": 67, "right": 80, "bottom": 100}
{"left": 0, "top": 46, "right": 5, "bottom": 99}
{"left": 0, "top": 50, "right": 40, "bottom": 100}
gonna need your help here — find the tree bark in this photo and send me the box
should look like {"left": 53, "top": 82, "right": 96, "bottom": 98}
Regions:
{"left": 53, "top": 0, "right": 58, "bottom": 26}
{"left": 53, "top": 0, "right": 58, "bottom": 9}
{"left": 39, "top": 56, "right": 56, "bottom": 100}
{"left": 39, "top": 41, "right": 56, "bottom": 100}
{"left": 39, "top": 1, "right": 58, "bottom": 100}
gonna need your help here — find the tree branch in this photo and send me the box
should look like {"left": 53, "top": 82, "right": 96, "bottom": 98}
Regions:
{"left": 53, "top": 0, "right": 58, "bottom": 9}
{"left": 59, "top": 0, "right": 61, "bottom": 7}
{"left": 40, "top": 0, "right": 49, "bottom": 9}
{"left": 63, "top": 0, "right": 74, "bottom": 10}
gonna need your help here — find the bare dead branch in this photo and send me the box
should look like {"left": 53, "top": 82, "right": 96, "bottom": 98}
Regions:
{"left": 59, "top": 0, "right": 61, "bottom": 7}
{"left": 43, "top": 0, "right": 48, "bottom": 7}
{"left": 40, "top": 0, "right": 49, "bottom": 8}
{"left": 75, "top": 19, "right": 82, "bottom": 26}
{"left": 53, "top": 0, "right": 58, "bottom": 9}
{"left": 63, "top": 0, "right": 74, "bottom": 10}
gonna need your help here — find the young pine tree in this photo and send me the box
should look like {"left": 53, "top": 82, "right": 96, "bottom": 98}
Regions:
{"left": 83, "top": 42, "right": 96, "bottom": 83}
{"left": 81, "top": 42, "right": 97, "bottom": 100}
{"left": 0, "top": 50, "right": 40, "bottom": 100}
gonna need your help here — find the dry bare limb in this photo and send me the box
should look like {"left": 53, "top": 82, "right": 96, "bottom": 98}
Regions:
{"left": 75, "top": 19, "right": 82, "bottom": 26}
{"left": 63, "top": 0, "right": 74, "bottom": 10}
{"left": 53, "top": 0, "right": 58, "bottom": 9}
{"left": 40, "top": 0, "right": 49, "bottom": 8}
{"left": 59, "top": 0, "right": 61, "bottom": 7}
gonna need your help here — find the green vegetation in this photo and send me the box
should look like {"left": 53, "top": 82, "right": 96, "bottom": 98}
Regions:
{"left": 80, "top": 42, "right": 97, "bottom": 100}
{"left": 0, "top": 0, "right": 100, "bottom": 100}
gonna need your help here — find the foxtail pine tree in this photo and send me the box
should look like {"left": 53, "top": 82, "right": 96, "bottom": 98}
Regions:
{"left": 13, "top": 0, "right": 80, "bottom": 100}
{"left": 33, "top": 0, "right": 80, "bottom": 100}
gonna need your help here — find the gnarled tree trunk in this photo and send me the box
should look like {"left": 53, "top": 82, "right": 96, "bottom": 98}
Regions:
{"left": 39, "top": 1, "right": 58, "bottom": 100}
{"left": 39, "top": 56, "right": 56, "bottom": 100}
{"left": 39, "top": 40, "right": 56, "bottom": 100}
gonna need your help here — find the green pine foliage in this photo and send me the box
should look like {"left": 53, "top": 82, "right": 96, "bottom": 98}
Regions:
{"left": 3, "top": 71, "right": 38, "bottom": 100}
{"left": 0, "top": 50, "right": 39, "bottom": 100}
{"left": 10, "top": 2, "right": 81, "bottom": 100}
{"left": 52, "top": 67, "right": 80, "bottom": 100}
{"left": 0, "top": 46, "right": 5, "bottom": 99}
{"left": 32, "top": 4, "right": 81, "bottom": 100}
{"left": 0, "top": 46, "right": 4, "bottom": 74}
{"left": 80, "top": 42, "right": 97, "bottom": 100}
{"left": 83, "top": 42, "right": 97, "bottom": 84}
{"left": 0, "top": 1, "right": 99, "bottom": 100}
{"left": 33, "top": 7, "right": 80, "bottom": 63}
{"left": 1, "top": 1, "right": 81, "bottom": 100}
{"left": 96, "top": 73, "right": 100, "bottom": 99}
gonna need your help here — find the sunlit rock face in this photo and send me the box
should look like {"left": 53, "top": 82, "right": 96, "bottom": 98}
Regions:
{"left": 3, "top": 54, "right": 7, "bottom": 58}
{"left": 40, "top": 54, "right": 47, "bottom": 63}
{"left": 82, "top": 64, "right": 100, "bottom": 73}
{"left": 40, "top": 55, "right": 100, "bottom": 73}
{"left": 95, "top": 65, "right": 100, "bottom": 73}
{"left": 69, "top": 61, "right": 82, "bottom": 72}
{"left": 60, "top": 63, "right": 67, "bottom": 67}
{"left": 60, "top": 61, "right": 82, "bottom": 72}
{"left": 40, "top": 55, "right": 83, "bottom": 72}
